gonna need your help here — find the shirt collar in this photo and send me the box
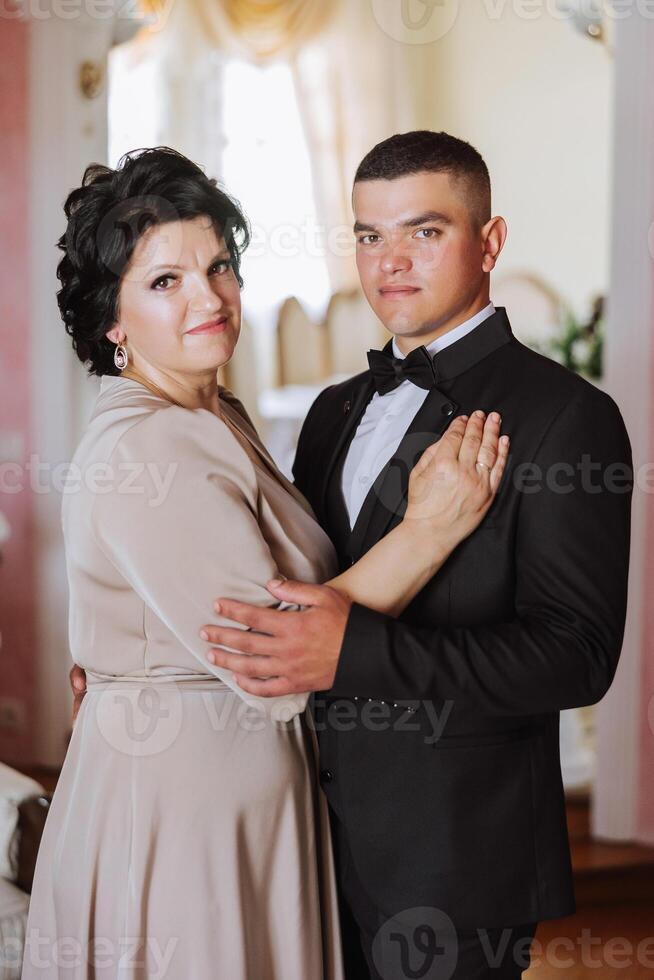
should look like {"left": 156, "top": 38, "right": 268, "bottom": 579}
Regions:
{"left": 379, "top": 305, "right": 514, "bottom": 384}
{"left": 392, "top": 302, "right": 496, "bottom": 360}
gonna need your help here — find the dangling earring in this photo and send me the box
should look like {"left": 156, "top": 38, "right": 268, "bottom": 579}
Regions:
{"left": 114, "top": 343, "right": 128, "bottom": 371}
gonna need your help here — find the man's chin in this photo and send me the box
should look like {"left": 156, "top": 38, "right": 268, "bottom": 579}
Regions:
{"left": 377, "top": 314, "right": 430, "bottom": 339}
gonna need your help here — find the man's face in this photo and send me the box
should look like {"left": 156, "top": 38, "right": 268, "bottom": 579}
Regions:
{"left": 353, "top": 171, "right": 491, "bottom": 343}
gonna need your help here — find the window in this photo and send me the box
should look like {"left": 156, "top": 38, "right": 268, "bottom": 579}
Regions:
{"left": 220, "top": 57, "right": 330, "bottom": 329}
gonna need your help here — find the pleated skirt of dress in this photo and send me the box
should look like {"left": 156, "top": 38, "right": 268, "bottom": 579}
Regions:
{"left": 21, "top": 679, "right": 343, "bottom": 980}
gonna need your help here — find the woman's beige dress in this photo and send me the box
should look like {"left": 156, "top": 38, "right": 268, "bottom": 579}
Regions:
{"left": 21, "top": 376, "right": 344, "bottom": 980}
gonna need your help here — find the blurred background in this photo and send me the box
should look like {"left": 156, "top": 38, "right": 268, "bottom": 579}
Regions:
{"left": 1, "top": 0, "right": 654, "bottom": 975}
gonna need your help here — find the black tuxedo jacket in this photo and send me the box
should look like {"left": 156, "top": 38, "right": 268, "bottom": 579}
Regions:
{"left": 292, "top": 308, "right": 632, "bottom": 929}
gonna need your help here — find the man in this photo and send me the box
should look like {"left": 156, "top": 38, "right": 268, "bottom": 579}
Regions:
{"left": 71, "top": 132, "right": 632, "bottom": 978}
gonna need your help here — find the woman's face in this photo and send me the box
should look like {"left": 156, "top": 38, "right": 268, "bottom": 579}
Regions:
{"left": 106, "top": 215, "right": 242, "bottom": 378}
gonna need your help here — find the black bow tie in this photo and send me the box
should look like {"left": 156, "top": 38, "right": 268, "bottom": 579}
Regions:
{"left": 367, "top": 345, "right": 438, "bottom": 396}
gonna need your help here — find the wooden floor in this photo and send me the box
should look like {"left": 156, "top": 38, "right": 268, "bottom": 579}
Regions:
{"left": 526, "top": 795, "right": 654, "bottom": 978}
{"left": 527, "top": 905, "right": 654, "bottom": 978}
{"left": 20, "top": 770, "right": 654, "bottom": 976}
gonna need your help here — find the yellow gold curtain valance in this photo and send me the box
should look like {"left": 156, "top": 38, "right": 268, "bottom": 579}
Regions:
{"left": 140, "top": 0, "right": 338, "bottom": 62}
{"left": 221, "top": 0, "right": 335, "bottom": 60}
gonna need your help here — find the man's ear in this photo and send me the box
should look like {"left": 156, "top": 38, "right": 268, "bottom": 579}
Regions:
{"left": 105, "top": 325, "right": 125, "bottom": 345}
{"left": 481, "top": 216, "right": 507, "bottom": 273}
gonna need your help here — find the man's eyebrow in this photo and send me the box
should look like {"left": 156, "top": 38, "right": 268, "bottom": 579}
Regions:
{"left": 353, "top": 212, "right": 452, "bottom": 234}
{"left": 400, "top": 211, "right": 452, "bottom": 228}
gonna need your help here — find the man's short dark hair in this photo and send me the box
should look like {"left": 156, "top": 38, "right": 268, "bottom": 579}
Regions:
{"left": 354, "top": 130, "right": 491, "bottom": 228}
{"left": 56, "top": 146, "right": 250, "bottom": 377}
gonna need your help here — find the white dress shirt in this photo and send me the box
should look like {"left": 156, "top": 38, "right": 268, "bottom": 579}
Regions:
{"left": 341, "top": 303, "right": 496, "bottom": 528}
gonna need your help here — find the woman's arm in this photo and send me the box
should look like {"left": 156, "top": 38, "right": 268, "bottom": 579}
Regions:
{"left": 87, "top": 406, "right": 316, "bottom": 717}
{"left": 324, "top": 412, "right": 509, "bottom": 617}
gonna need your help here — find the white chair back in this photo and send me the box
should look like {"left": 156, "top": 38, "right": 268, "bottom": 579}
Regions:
{"left": 277, "top": 297, "right": 329, "bottom": 385}
{"left": 326, "top": 289, "right": 389, "bottom": 375}
{"left": 222, "top": 317, "right": 263, "bottom": 429}
{"left": 492, "top": 273, "right": 564, "bottom": 349}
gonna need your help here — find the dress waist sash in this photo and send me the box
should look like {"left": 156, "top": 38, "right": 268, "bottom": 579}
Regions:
{"left": 84, "top": 668, "right": 231, "bottom": 693}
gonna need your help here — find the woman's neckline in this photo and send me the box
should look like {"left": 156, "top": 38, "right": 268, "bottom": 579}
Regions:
{"left": 100, "top": 371, "right": 224, "bottom": 417}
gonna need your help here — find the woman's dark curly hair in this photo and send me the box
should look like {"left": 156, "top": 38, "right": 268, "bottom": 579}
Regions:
{"left": 56, "top": 146, "right": 250, "bottom": 376}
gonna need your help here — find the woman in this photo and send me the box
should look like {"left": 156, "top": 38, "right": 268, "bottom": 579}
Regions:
{"left": 22, "top": 147, "right": 508, "bottom": 980}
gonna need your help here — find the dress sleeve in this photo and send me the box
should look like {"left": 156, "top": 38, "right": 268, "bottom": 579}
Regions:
{"left": 89, "top": 405, "right": 307, "bottom": 719}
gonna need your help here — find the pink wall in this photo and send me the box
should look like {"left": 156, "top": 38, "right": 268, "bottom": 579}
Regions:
{"left": 636, "top": 326, "right": 654, "bottom": 840}
{"left": 0, "top": 16, "right": 37, "bottom": 766}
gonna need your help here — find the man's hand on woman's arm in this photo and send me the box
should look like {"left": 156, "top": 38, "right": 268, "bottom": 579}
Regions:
{"left": 69, "top": 664, "right": 87, "bottom": 724}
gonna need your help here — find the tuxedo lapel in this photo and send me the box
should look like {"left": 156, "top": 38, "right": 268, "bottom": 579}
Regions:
{"left": 347, "top": 307, "right": 515, "bottom": 563}
{"left": 348, "top": 386, "right": 460, "bottom": 563}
